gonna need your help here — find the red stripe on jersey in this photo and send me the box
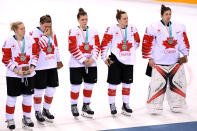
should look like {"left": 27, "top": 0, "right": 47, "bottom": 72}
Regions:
{"left": 142, "top": 34, "right": 154, "bottom": 57}
{"left": 94, "top": 35, "right": 101, "bottom": 48}
{"left": 2, "top": 48, "right": 12, "bottom": 65}
{"left": 54, "top": 35, "right": 58, "bottom": 47}
{"left": 134, "top": 32, "right": 140, "bottom": 43}
{"left": 69, "top": 36, "right": 77, "bottom": 51}
{"left": 32, "top": 42, "right": 40, "bottom": 56}
{"left": 101, "top": 34, "right": 113, "bottom": 48}
{"left": 183, "top": 32, "right": 190, "bottom": 50}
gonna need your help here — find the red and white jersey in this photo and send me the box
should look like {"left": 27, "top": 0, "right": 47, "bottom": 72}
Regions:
{"left": 142, "top": 21, "right": 190, "bottom": 65}
{"left": 2, "top": 35, "right": 39, "bottom": 78}
{"left": 29, "top": 27, "right": 61, "bottom": 70}
{"left": 68, "top": 26, "right": 100, "bottom": 67}
{"left": 101, "top": 24, "right": 140, "bottom": 65}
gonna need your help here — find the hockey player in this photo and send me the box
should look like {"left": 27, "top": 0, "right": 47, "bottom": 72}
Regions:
{"left": 68, "top": 8, "right": 100, "bottom": 118}
{"left": 142, "top": 5, "right": 190, "bottom": 114}
{"left": 29, "top": 15, "right": 63, "bottom": 124}
{"left": 2, "top": 21, "right": 39, "bottom": 130}
{"left": 101, "top": 10, "right": 140, "bottom": 116}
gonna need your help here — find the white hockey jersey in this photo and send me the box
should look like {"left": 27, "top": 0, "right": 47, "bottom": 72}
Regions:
{"left": 2, "top": 35, "right": 39, "bottom": 78}
{"left": 29, "top": 27, "right": 61, "bottom": 70}
{"left": 68, "top": 26, "right": 100, "bottom": 67}
{"left": 142, "top": 21, "right": 190, "bottom": 65}
{"left": 101, "top": 24, "right": 140, "bottom": 65}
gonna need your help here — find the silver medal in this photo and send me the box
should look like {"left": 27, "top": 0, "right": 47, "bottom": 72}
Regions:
{"left": 20, "top": 55, "right": 26, "bottom": 61}
{"left": 47, "top": 47, "right": 52, "bottom": 53}
{"left": 84, "top": 45, "right": 90, "bottom": 51}
{"left": 168, "top": 39, "right": 173, "bottom": 44}
{"left": 122, "top": 44, "right": 127, "bottom": 50}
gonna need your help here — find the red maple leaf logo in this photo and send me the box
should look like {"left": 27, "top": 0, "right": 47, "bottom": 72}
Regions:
{"left": 43, "top": 44, "right": 55, "bottom": 55}
{"left": 117, "top": 40, "right": 133, "bottom": 52}
{"left": 163, "top": 37, "right": 177, "bottom": 49}
{"left": 14, "top": 53, "right": 30, "bottom": 65}
{"left": 79, "top": 42, "right": 93, "bottom": 54}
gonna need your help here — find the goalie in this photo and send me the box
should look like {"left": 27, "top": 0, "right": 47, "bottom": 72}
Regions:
{"left": 142, "top": 5, "right": 190, "bottom": 114}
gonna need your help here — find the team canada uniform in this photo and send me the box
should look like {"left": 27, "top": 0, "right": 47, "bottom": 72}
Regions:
{"left": 29, "top": 27, "right": 61, "bottom": 123}
{"left": 2, "top": 35, "right": 39, "bottom": 130}
{"left": 142, "top": 20, "right": 190, "bottom": 113}
{"left": 68, "top": 26, "right": 100, "bottom": 118}
{"left": 101, "top": 24, "right": 140, "bottom": 115}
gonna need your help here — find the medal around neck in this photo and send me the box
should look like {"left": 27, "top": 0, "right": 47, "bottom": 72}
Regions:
{"left": 20, "top": 55, "right": 26, "bottom": 61}
{"left": 168, "top": 38, "right": 173, "bottom": 44}
{"left": 84, "top": 44, "right": 90, "bottom": 51}
{"left": 122, "top": 44, "right": 127, "bottom": 50}
{"left": 47, "top": 46, "right": 52, "bottom": 53}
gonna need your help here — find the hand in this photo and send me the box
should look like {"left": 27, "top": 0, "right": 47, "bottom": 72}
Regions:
{"left": 178, "top": 56, "right": 188, "bottom": 64}
{"left": 57, "top": 61, "right": 63, "bottom": 69}
{"left": 105, "top": 58, "right": 113, "bottom": 66}
{"left": 85, "top": 58, "right": 95, "bottom": 67}
{"left": 149, "top": 59, "right": 155, "bottom": 68}
{"left": 44, "top": 27, "right": 51, "bottom": 37}
{"left": 28, "top": 66, "right": 35, "bottom": 74}
{"left": 14, "top": 68, "right": 24, "bottom": 76}
{"left": 83, "top": 59, "right": 89, "bottom": 66}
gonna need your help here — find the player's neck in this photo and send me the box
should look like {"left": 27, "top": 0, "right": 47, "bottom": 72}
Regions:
{"left": 80, "top": 25, "right": 87, "bottom": 30}
{"left": 16, "top": 34, "right": 23, "bottom": 41}
{"left": 119, "top": 24, "right": 126, "bottom": 29}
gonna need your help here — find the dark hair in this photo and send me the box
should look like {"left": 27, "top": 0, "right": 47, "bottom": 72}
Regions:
{"left": 77, "top": 8, "right": 87, "bottom": 19}
{"left": 40, "top": 14, "right": 52, "bottom": 24}
{"left": 116, "top": 9, "right": 126, "bottom": 21}
{"left": 161, "top": 4, "right": 171, "bottom": 15}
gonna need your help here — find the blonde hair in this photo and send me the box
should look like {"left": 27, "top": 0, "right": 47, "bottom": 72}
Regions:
{"left": 10, "top": 21, "right": 23, "bottom": 32}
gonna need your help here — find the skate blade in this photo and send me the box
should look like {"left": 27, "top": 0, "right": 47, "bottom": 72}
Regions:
{"left": 121, "top": 110, "right": 132, "bottom": 116}
{"left": 111, "top": 113, "right": 117, "bottom": 118}
{"left": 81, "top": 112, "right": 93, "bottom": 119}
{"left": 74, "top": 116, "right": 79, "bottom": 120}
{"left": 37, "top": 121, "right": 45, "bottom": 125}
{"left": 43, "top": 116, "right": 54, "bottom": 123}
{"left": 22, "top": 125, "right": 33, "bottom": 130}
{"left": 8, "top": 129, "right": 15, "bottom": 131}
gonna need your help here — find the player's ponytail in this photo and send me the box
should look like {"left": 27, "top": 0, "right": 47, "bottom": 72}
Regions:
{"left": 77, "top": 8, "right": 87, "bottom": 19}
{"left": 161, "top": 4, "right": 171, "bottom": 15}
{"left": 116, "top": 9, "right": 126, "bottom": 21}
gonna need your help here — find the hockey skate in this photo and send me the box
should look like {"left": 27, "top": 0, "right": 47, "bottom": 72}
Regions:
{"left": 71, "top": 104, "right": 79, "bottom": 119}
{"left": 110, "top": 103, "right": 117, "bottom": 117}
{"left": 81, "top": 103, "right": 94, "bottom": 118}
{"left": 42, "top": 108, "right": 54, "bottom": 123}
{"left": 5, "top": 119, "right": 15, "bottom": 130}
{"left": 121, "top": 103, "right": 133, "bottom": 116}
{"left": 35, "top": 111, "right": 45, "bottom": 125}
{"left": 22, "top": 116, "right": 34, "bottom": 130}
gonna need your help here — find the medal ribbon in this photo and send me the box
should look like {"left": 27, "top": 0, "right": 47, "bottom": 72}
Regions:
{"left": 39, "top": 27, "right": 51, "bottom": 47}
{"left": 16, "top": 35, "right": 25, "bottom": 56}
{"left": 80, "top": 26, "right": 88, "bottom": 45}
{"left": 120, "top": 25, "right": 127, "bottom": 45}
{"left": 22, "top": 37, "right": 25, "bottom": 56}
